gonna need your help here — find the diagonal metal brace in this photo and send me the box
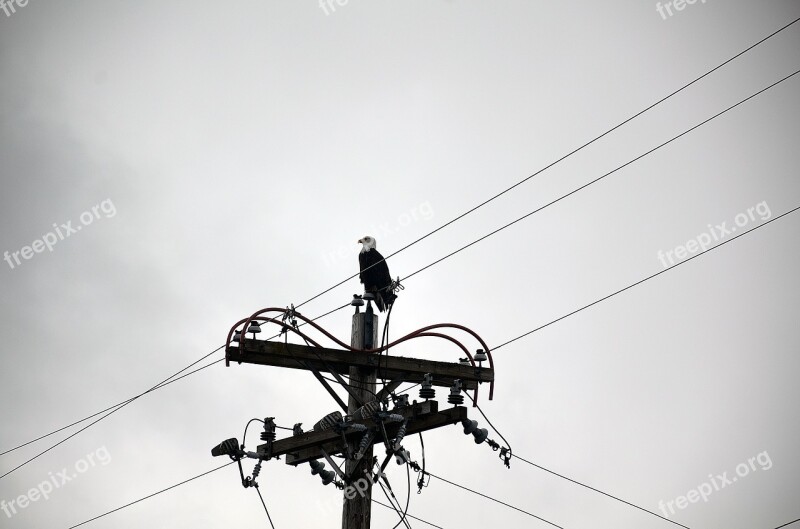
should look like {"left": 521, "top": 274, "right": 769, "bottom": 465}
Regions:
{"left": 320, "top": 448, "right": 346, "bottom": 480}
{"left": 310, "top": 370, "right": 348, "bottom": 412}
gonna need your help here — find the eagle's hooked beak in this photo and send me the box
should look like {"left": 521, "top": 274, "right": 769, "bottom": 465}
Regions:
{"left": 357, "top": 239, "right": 363, "bottom": 244}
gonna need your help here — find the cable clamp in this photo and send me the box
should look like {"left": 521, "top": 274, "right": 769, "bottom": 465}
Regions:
{"left": 280, "top": 304, "right": 298, "bottom": 335}
{"left": 499, "top": 447, "right": 512, "bottom": 469}
{"left": 390, "top": 277, "right": 404, "bottom": 293}
{"left": 416, "top": 467, "right": 430, "bottom": 494}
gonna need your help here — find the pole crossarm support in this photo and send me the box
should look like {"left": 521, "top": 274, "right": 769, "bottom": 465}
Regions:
{"left": 257, "top": 401, "right": 468, "bottom": 466}
{"left": 227, "top": 340, "right": 494, "bottom": 390}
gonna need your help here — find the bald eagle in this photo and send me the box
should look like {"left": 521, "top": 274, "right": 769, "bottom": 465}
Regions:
{"left": 358, "top": 236, "right": 396, "bottom": 312}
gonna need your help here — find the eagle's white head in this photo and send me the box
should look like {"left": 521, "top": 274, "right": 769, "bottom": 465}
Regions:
{"left": 358, "top": 236, "right": 376, "bottom": 253}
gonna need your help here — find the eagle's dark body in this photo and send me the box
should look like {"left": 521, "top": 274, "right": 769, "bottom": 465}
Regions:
{"left": 358, "top": 246, "right": 396, "bottom": 312}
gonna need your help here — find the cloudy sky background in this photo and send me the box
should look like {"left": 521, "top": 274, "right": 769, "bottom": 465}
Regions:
{"left": 1, "top": 1, "right": 799, "bottom": 528}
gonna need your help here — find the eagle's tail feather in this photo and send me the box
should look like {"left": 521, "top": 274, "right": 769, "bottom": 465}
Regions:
{"left": 379, "top": 290, "right": 397, "bottom": 313}
{"left": 375, "top": 293, "right": 386, "bottom": 312}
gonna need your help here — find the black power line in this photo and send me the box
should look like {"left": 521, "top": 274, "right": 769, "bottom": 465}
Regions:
{"left": 373, "top": 500, "right": 444, "bottom": 529}
{"left": 140, "top": 29, "right": 800, "bottom": 441}
{"left": 424, "top": 470, "right": 564, "bottom": 529}
{"left": 401, "top": 68, "right": 800, "bottom": 285}
{"left": 493, "top": 203, "right": 800, "bottom": 351}
{"left": 61, "top": 460, "right": 446, "bottom": 529}
{"left": 390, "top": 463, "right": 413, "bottom": 529}
{"left": 479, "top": 206, "right": 800, "bottom": 527}
{"left": 280, "top": 61, "right": 800, "bottom": 336}
{"left": 57, "top": 190, "right": 798, "bottom": 529}
{"left": 0, "top": 357, "right": 224, "bottom": 457}
{"left": 513, "top": 454, "right": 689, "bottom": 529}
{"left": 19, "top": 177, "right": 798, "bottom": 527}
{"left": 255, "top": 486, "right": 277, "bottom": 529}
{"left": 48, "top": 197, "right": 799, "bottom": 529}
{"left": 65, "top": 461, "right": 235, "bottom": 529}
{"left": 465, "top": 391, "right": 692, "bottom": 528}
{"left": 25, "top": 196, "right": 798, "bottom": 529}
{"left": 376, "top": 478, "right": 412, "bottom": 529}
{"left": 7, "top": 7, "right": 795, "bottom": 478}
{"left": 0, "top": 302, "right": 353, "bottom": 476}
{"left": 0, "top": 346, "right": 225, "bottom": 480}
{"left": 282, "top": 16, "right": 800, "bottom": 314}
{"left": 458, "top": 204, "right": 800, "bottom": 528}
{"left": 9, "top": 19, "right": 797, "bottom": 517}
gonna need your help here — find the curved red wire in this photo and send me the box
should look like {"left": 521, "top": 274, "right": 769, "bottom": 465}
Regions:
{"left": 228, "top": 307, "right": 495, "bottom": 402}
{"left": 225, "top": 312, "right": 324, "bottom": 366}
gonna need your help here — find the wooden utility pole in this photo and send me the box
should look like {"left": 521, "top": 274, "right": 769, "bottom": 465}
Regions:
{"left": 227, "top": 302, "right": 494, "bottom": 529}
{"left": 342, "top": 304, "right": 378, "bottom": 529}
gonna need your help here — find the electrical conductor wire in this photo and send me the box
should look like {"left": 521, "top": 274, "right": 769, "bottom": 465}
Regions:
{"left": 401, "top": 68, "right": 800, "bottom": 285}
{"left": 54, "top": 204, "right": 800, "bottom": 529}
{"left": 278, "top": 16, "right": 800, "bottom": 314}
{"left": 10, "top": 18, "right": 798, "bottom": 472}
{"left": 373, "top": 500, "right": 444, "bottom": 528}
{"left": 1, "top": 303, "right": 351, "bottom": 471}
{"left": 423, "top": 470, "right": 564, "bottom": 529}
{"left": 20, "top": 21, "right": 800, "bottom": 523}
{"left": 390, "top": 463, "right": 413, "bottom": 529}
{"left": 493, "top": 202, "right": 800, "bottom": 351}
{"left": 65, "top": 461, "right": 235, "bottom": 529}
{"left": 465, "top": 392, "right": 691, "bottom": 528}
{"left": 255, "top": 486, "right": 277, "bottom": 529}
{"left": 0, "top": 345, "right": 225, "bottom": 480}
{"left": 0, "top": 356, "right": 223, "bottom": 457}
{"left": 512, "top": 454, "right": 690, "bottom": 529}
{"left": 377, "top": 477, "right": 413, "bottom": 529}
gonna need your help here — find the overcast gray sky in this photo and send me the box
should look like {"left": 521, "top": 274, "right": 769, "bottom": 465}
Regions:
{"left": 1, "top": 1, "right": 799, "bottom": 528}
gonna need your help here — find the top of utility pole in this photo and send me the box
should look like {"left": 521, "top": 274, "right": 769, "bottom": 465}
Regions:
{"left": 212, "top": 301, "right": 501, "bottom": 529}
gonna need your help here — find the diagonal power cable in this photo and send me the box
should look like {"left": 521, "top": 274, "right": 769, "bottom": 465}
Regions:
{"left": 424, "top": 470, "right": 564, "bottom": 528}
{"left": 513, "top": 454, "right": 690, "bottom": 529}
{"left": 401, "top": 68, "right": 800, "bottom": 285}
{"left": 287, "top": 16, "right": 800, "bottom": 313}
{"left": 493, "top": 203, "right": 800, "bottom": 351}
{"left": 49, "top": 175, "right": 800, "bottom": 529}
{"left": 1, "top": 301, "right": 354, "bottom": 476}
{"left": 373, "top": 499, "right": 444, "bottom": 529}
{"left": 64, "top": 461, "right": 236, "bottom": 529}
{"left": 0, "top": 357, "right": 224, "bottom": 457}
{"left": 0, "top": 346, "right": 225, "bottom": 480}
{"left": 63, "top": 461, "right": 444, "bottom": 529}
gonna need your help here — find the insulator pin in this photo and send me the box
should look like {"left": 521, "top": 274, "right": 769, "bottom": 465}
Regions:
{"left": 448, "top": 380, "right": 464, "bottom": 405}
{"left": 260, "top": 418, "right": 276, "bottom": 442}
{"left": 419, "top": 374, "right": 436, "bottom": 400}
